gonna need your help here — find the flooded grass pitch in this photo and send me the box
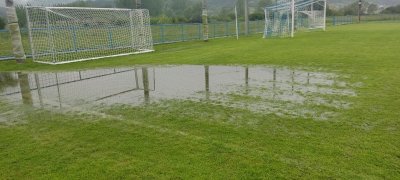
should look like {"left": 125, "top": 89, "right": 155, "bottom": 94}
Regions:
{"left": 0, "top": 65, "right": 358, "bottom": 124}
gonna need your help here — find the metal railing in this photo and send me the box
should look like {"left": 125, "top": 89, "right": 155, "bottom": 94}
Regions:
{"left": 3, "top": 14, "right": 398, "bottom": 61}
{"left": 0, "top": 20, "right": 265, "bottom": 61}
{"left": 332, "top": 16, "right": 354, "bottom": 26}
{"left": 331, "top": 14, "right": 400, "bottom": 26}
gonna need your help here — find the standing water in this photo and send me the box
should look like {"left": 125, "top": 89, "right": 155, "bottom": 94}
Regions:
{"left": 0, "top": 65, "right": 357, "bottom": 122}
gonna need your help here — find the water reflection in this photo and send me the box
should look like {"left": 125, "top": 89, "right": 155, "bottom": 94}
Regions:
{"left": 142, "top": 67, "right": 150, "bottom": 104}
{"left": 18, "top": 73, "right": 33, "bottom": 106}
{"left": 205, "top": 66, "right": 210, "bottom": 100}
{"left": 0, "top": 73, "right": 19, "bottom": 92}
{"left": 0, "top": 65, "right": 356, "bottom": 119}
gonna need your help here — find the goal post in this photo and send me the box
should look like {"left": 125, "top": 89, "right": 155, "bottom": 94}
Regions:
{"left": 25, "top": 7, "right": 154, "bottom": 64}
{"left": 264, "top": 0, "right": 327, "bottom": 38}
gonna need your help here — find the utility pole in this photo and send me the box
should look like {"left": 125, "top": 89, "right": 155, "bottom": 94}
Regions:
{"left": 135, "top": 0, "right": 141, "bottom": 9}
{"left": 358, "top": 0, "right": 362, "bottom": 23}
{"left": 202, "top": 0, "right": 209, "bottom": 42}
{"left": 291, "top": 0, "right": 295, "bottom": 37}
{"left": 323, "top": 0, "right": 327, "bottom": 31}
{"left": 244, "top": 0, "right": 249, "bottom": 35}
{"left": 235, "top": 5, "right": 239, "bottom": 40}
{"left": 5, "top": 0, "right": 26, "bottom": 63}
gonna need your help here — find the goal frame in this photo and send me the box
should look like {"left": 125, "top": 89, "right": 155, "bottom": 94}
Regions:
{"left": 263, "top": 0, "right": 327, "bottom": 38}
{"left": 26, "top": 6, "right": 154, "bottom": 65}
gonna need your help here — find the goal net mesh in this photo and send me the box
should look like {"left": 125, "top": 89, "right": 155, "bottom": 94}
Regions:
{"left": 264, "top": 0, "right": 326, "bottom": 38}
{"left": 26, "top": 7, "right": 154, "bottom": 64}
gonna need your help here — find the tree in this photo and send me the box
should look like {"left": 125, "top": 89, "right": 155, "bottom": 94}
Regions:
{"left": 168, "top": 0, "right": 189, "bottom": 18}
{"left": 142, "top": 0, "right": 165, "bottom": 16}
{"left": 256, "top": 0, "right": 274, "bottom": 13}
{"left": 342, "top": 1, "right": 371, "bottom": 15}
{"left": 115, "top": 0, "right": 164, "bottom": 16}
{"left": 215, "top": 7, "right": 235, "bottom": 22}
{"left": 63, "top": 0, "right": 90, "bottom": 7}
{"left": 326, "top": 4, "right": 342, "bottom": 16}
{"left": 251, "top": 0, "right": 274, "bottom": 20}
{"left": 249, "top": 12, "right": 264, "bottom": 21}
{"left": 16, "top": 5, "right": 27, "bottom": 28}
{"left": 116, "top": 0, "right": 134, "bottom": 9}
{"left": 0, "top": 17, "right": 5, "bottom": 30}
{"left": 367, "top": 4, "right": 378, "bottom": 14}
{"left": 183, "top": 1, "right": 202, "bottom": 23}
{"left": 236, "top": 0, "right": 245, "bottom": 17}
{"left": 342, "top": 3, "right": 358, "bottom": 15}
{"left": 381, "top": 5, "right": 400, "bottom": 14}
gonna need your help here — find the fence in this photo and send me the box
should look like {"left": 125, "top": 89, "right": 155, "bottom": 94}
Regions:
{"left": 331, "top": 14, "right": 400, "bottom": 26}
{"left": 3, "top": 14, "right": 398, "bottom": 61}
{"left": 332, "top": 16, "right": 354, "bottom": 26}
{"left": 0, "top": 20, "right": 264, "bottom": 61}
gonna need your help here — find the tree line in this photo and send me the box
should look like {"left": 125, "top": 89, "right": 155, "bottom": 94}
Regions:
{"left": 214, "top": 1, "right": 400, "bottom": 22}
{"left": 327, "top": 1, "right": 379, "bottom": 16}
{"left": 381, "top": 4, "right": 400, "bottom": 14}
{"left": 0, "top": 17, "right": 5, "bottom": 29}
{"left": 72, "top": 0, "right": 204, "bottom": 24}
{"left": 1, "top": 0, "right": 400, "bottom": 29}
{"left": 326, "top": 2, "right": 400, "bottom": 16}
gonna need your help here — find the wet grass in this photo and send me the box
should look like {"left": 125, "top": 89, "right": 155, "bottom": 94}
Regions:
{"left": 1, "top": 22, "right": 399, "bottom": 72}
{"left": 1, "top": 22, "right": 400, "bottom": 178}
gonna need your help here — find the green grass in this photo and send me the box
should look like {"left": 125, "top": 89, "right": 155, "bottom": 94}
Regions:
{"left": 1, "top": 22, "right": 400, "bottom": 178}
{"left": 0, "top": 31, "right": 31, "bottom": 57}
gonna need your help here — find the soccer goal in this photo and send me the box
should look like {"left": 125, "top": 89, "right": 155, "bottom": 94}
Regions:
{"left": 25, "top": 7, "right": 154, "bottom": 64}
{"left": 264, "top": 0, "right": 326, "bottom": 38}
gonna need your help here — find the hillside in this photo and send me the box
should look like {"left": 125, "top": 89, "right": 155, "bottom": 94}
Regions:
{"left": 207, "top": 0, "right": 400, "bottom": 8}
{"left": 1, "top": 0, "right": 399, "bottom": 16}
{"left": 2, "top": 0, "right": 399, "bottom": 8}
{"left": 3, "top": 0, "right": 399, "bottom": 9}
{"left": 329, "top": 0, "right": 399, "bottom": 7}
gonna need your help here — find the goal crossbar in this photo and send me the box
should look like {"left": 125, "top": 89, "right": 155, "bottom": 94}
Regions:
{"left": 26, "top": 6, "right": 154, "bottom": 64}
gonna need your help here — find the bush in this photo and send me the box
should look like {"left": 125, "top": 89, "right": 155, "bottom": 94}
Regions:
{"left": 381, "top": 5, "right": 400, "bottom": 14}
{"left": 249, "top": 13, "right": 264, "bottom": 21}
{"left": 0, "top": 17, "right": 5, "bottom": 30}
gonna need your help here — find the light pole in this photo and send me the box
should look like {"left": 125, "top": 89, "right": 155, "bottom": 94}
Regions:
{"left": 244, "top": 0, "right": 249, "bottom": 35}
{"left": 358, "top": 0, "right": 362, "bottom": 23}
{"left": 202, "top": 0, "right": 209, "bottom": 42}
{"left": 291, "top": 0, "right": 294, "bottom": 37}
{"left": 5, "top": 0, "right": 26, "bottom": 63}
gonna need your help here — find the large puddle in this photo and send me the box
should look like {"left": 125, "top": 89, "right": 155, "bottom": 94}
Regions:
{"left": 0, "top": 65, "right": 357, "bottom": 120}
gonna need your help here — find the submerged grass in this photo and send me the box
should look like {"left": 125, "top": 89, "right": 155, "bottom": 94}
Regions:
{"left": 0, "top": 22, "right": 400, "bottom": 178}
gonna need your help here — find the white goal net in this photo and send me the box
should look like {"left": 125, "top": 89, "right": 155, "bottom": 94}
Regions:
{"left": 264, "top": 0, "right": 326, "bottom": 38}
{"left": 26, "top": 7, "right": 154, "bottom": 64}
